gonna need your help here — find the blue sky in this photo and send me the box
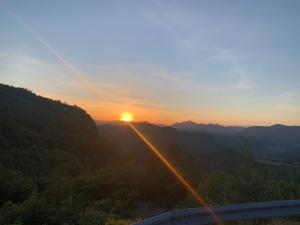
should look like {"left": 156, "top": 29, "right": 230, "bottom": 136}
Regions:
{"left": 1, "top": 0, "right": 300, "bottom": 125}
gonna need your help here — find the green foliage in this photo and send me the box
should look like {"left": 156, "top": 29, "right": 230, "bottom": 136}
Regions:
{"left": 79, "top": 210, "right": 111, "bottom": 225}
{"left": 0, "top": 193, "right": 49, "bottom": 225}
{"left": 0, "top": 169, "right": 34, "bottom": 206}
{"left": 105, "top": 218, "right": 142, "bottom": 225}
{"left": 1, "top": 83, "right": 300, "bottom": 224}
{"left": 200, "top": 171, "right": 234, "bottom": 204}
{"left": 0, "top": 83, "right": 116, "bottom": 176}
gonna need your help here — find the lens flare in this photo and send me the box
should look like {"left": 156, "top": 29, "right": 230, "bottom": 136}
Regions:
{"left": 128, "top": 122, "right": 224, "bottom": 225}
{"left": 4, "top": 7, "right": 181, "bottom": 118}
{"left": 120, "top": 112, "right": 133, "bottom": 122}
{"left": 5, "top": 6, "right": 223, "bottom": 224}
{"left": 5, "top": 8, "right": 106, "bottom": 100}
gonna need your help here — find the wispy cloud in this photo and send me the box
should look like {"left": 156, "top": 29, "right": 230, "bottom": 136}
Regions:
{"left": 214, "top": 49, "right": 256, "bottom": 92}
{"left": 277, "top": 91, "right": 300, "bottom": 112}
{"left": 232, "top": 68, "right": 255, "bottom": 90}
{"left": 0, "top": 51, "right": 94, "bottom": 98}
{"left": 138, "top": 2, "right": 193, "bottom": 49}
{"left": 0, "top": 51, "right": 183, "bottom": 119}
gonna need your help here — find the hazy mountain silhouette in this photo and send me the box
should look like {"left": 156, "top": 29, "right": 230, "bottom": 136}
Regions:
{"left": 172, "top": 120, "right": 244, "bottom": 134}
{"left": 171, "top": 121, "right": 300, "bottom": 160}
{"left": 99, "top": 121, "right": 300, "bottom": 161}
{"left": 240, "top": 124, "right": 300, "bottom": 144}
{"left": 98, "top": 122, "right": 241, "bottom": 158}
{"left": 239, "top": 124, "right": 300, "bottom": 159}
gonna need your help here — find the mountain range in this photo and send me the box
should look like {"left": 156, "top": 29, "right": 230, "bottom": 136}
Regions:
{"left": 98, "top": 121, "right": 300, "bottom": 161}
{"left": 0, "top": 83, "right": 299, "bottom": 223}
{"left": 172, "top": 120, "right": 244, "bottom": 134}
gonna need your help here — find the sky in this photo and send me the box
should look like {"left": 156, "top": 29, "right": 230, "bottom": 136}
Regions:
{"left": 1, "top": 0, "right": 300, "bottom": 125}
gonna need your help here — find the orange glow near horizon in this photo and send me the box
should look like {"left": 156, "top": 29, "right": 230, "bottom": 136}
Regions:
{"left": 32, "top": 90, "right": 299, "bottom": 126}
{"left": 7, "top": 8, "right": 292, "bottom": 127}
{"left": 120, "top": 112, "right": 133, "bottom": 122}
{"left": 6, "top": 5, "right": 300, "bottom": 128}
{"left": 127, "top": 122, "right": 224, "bottom": 225}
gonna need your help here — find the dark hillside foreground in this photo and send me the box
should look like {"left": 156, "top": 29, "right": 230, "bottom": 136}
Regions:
{"left": 0, "top": 83, "right": 115, "bottom": 175}
{"left": 0, "top": 84, "right": 299, "bottom": 225}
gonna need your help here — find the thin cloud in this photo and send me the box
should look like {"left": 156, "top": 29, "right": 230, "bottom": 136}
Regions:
{"left": 215, "top": 49, "right": 256, "bottom": 91}
{"left": 138, "top": 3, "right": 193, "bottom": 49}
{"left": 277, "top": 91, "right": 300, "bottom": 112}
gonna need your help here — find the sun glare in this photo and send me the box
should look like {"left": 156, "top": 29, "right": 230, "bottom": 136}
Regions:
{"left": 120, "top": 112, "right": 133, "bottom": 122}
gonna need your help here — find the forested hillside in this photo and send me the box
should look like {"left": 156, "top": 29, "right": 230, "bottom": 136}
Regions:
{"left": 0, "top": 84, "right": 188, "bottom": 224}
{"left": 0, "top": 84, "right": 300, "bottom": 225}
{"left": 0, "top": 83, "right": 115, "bottom": 174}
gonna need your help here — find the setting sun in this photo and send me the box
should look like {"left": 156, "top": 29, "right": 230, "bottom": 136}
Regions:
{"left": 119, "top": 112, "right": 133, "bottom": 122}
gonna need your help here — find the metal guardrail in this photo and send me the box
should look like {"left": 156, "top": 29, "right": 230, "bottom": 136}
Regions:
{"left": 133, "top": 199, "right": 300, "bottom": 225}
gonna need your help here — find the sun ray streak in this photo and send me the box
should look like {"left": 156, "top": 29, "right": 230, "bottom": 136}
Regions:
{"left": 128, "top": 122, "right": 224, "bottom": 225}
{"left": 4, "top": 7, "right": 107, "bottom": 100}
{"left": 3, "top": 7, "right": 223, "bottom": 223}
{"left": 3, "top": 7, "right": 183, "bottom": 116}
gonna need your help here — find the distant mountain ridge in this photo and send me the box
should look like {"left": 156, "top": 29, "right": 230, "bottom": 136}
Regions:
{"left": 172, "top": 120, "right": 245, "bottom": 134}
{"left": 98, "top": 121, "right": 300, "bottom": 160}
{"left": 240, "top": 124, "right": 300, "bottom": 144}
{"left": 98, "top": 122, "right": 241, "bottom": 158}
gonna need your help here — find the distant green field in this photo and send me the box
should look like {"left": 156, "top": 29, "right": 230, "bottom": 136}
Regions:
{"left": 257, "top": 159, "right": 300, "bottom": 169}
